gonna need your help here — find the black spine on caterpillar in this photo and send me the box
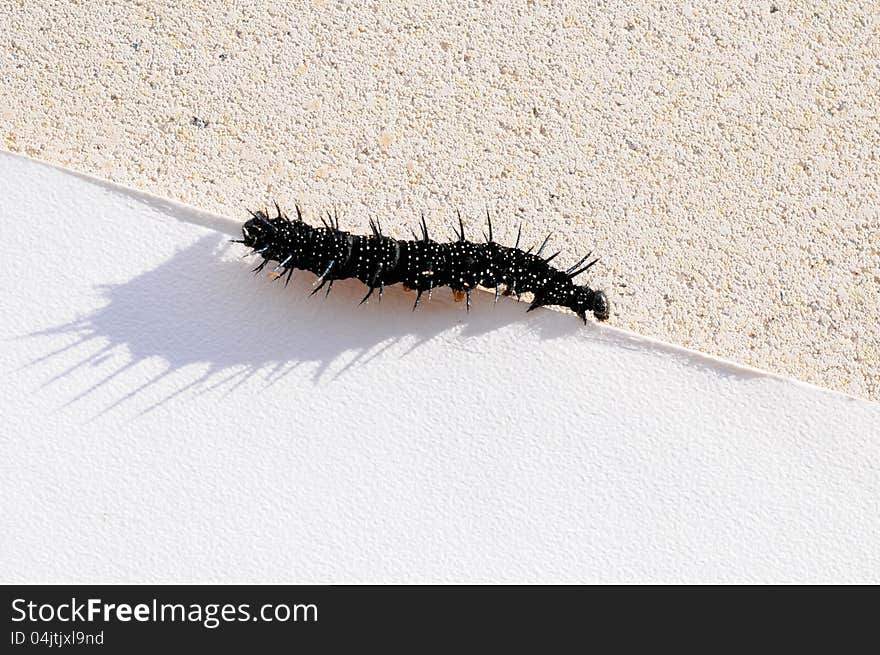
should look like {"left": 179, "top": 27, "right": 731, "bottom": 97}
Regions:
{"left": 235, "top": 203, "right": 610, "bottom": 322}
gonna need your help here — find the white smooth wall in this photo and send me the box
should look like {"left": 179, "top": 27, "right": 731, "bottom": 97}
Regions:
{"left": 1, "top": 154, "right": 878, "bottom": 583}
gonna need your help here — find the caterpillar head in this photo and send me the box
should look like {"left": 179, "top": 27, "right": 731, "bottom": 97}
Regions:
{"left": 573, "top": 287, "right": 610, "bottom": 322}
{"left": 591, "top": 290, "right": 610, "bottom": 321}
{"left": 241, "top": 211, "right": 275, "bottom": 248}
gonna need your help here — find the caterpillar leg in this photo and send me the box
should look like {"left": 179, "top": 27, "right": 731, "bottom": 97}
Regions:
{"left": 450, "top": 289, "right": 472, "bottom": 311}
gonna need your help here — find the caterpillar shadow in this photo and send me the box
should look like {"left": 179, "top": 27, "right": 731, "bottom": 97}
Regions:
{"left": 26, "top": 235, "right": 582, "bottom": 415}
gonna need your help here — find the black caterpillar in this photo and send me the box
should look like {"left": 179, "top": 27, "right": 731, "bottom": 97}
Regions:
{"left": 234, "top": 203, "right": 610, "bottom": 322}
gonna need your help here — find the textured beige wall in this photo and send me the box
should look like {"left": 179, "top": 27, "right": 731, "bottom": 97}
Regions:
{"left": 2, "top": 1, "right": 878, "bottom": 400}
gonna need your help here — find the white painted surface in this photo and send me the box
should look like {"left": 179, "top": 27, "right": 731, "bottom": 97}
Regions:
{"left": 1, "top": 153, "right": 878, "bottom": 583}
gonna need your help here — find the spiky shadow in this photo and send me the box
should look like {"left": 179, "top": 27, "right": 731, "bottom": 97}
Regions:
{"left": 22, "top": 234, "right": 579, "bottom": 417}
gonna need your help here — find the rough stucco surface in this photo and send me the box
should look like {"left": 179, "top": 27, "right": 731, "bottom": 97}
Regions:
{"left": 2, "top": 153, "right": 879, "bottom": 583}
{"left": 1, "top": 1, "right": 878, "bottom": 400}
